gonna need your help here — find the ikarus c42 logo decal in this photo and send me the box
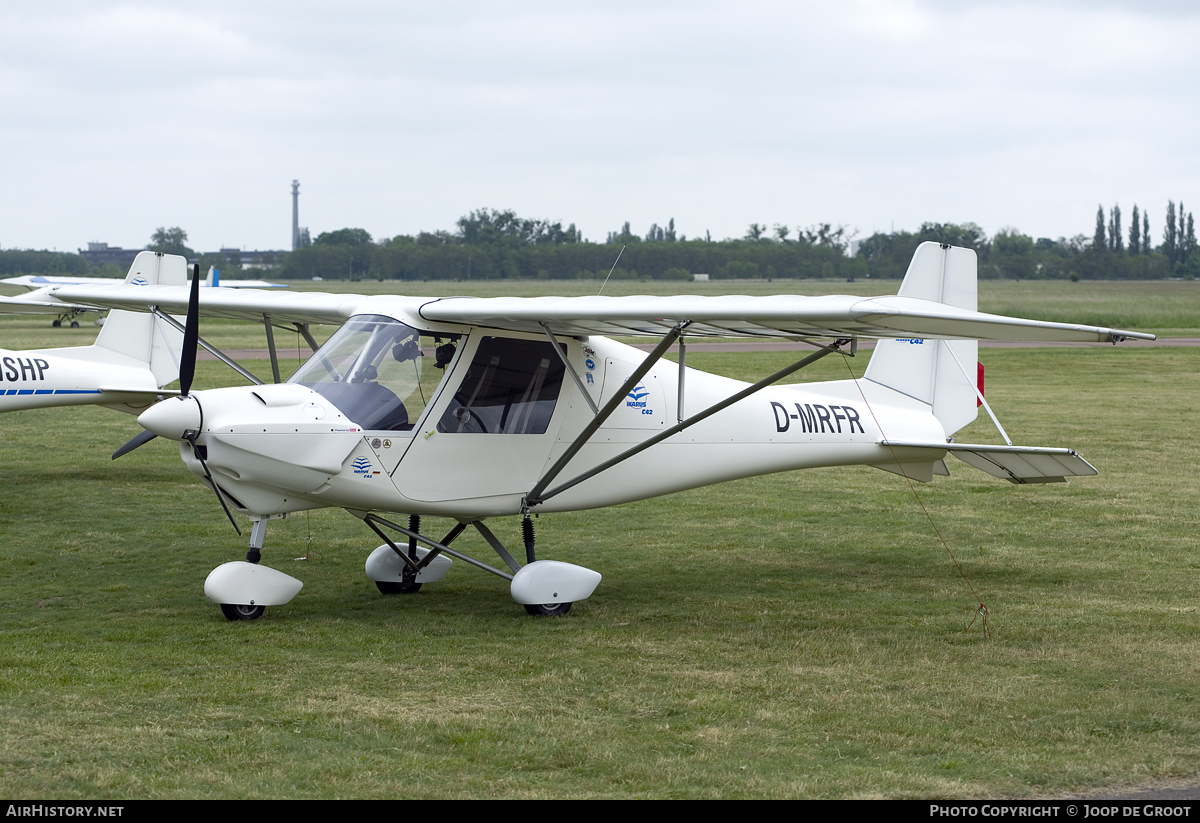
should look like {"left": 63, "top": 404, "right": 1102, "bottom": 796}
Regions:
{"left": 626, "top": 383, "right": 653, "bottom": 415}
{"left": 351, "top": 456, "right": 380, "bottom": 478}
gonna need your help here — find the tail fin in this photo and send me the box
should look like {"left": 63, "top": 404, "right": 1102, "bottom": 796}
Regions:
{"left": 94, "top": 252, "right": 188, "bottom": 388}
{"left": 863, "top": 242, "right": 979, "bottom": 437}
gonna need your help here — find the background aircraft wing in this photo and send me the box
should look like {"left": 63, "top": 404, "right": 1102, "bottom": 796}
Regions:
{"left": 417, "top": 294, "right": 1156, "bottom": 343}
{"left": 1, "top": 275, "right": 126, "bottom": 290}
{"left": 0, "top": 290, "right": 103, "bottom": 315}
{"left": 219, "top": 280, "right": 289, "bottom": 289}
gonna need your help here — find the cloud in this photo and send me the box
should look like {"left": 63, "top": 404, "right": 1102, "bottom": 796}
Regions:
{"left": 1, "top": 0, "right": 1197, "bottom": 251}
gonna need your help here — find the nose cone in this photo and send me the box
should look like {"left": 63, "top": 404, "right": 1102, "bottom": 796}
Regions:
{"left": 139, "top": 395, "right": 202, "bottom": 440}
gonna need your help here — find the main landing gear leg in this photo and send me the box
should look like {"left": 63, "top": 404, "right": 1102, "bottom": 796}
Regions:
{"left": 363, "top": 514, "right": 459, "bottom": 594}
{"left": 477, "top": 518, "right": 601, "bottom": 617}
{"left": 375, "top": 515, "right": 424, "bottom": 595}
{"left": 205, "top": 514, "right": 302, "bottom": 621}
{"left": 356, "top": 512, "right": 601, "bottom": 617}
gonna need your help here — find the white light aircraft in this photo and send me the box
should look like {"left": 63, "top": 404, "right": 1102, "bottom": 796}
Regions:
{"left": 0, "top": 252, "right": 185, "bottom": 416}
{"left": 51, "top": 242, "right": 1154, "bottom": 621}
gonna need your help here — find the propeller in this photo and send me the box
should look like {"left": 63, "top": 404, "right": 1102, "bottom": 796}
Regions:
{"left": 110, "top": 265, "right": 244, "bottom": 534}
{"left": 111, "top": 428, "right": 158, "bottom": 459}
{"left": 178, "top": 258, "right": 201, "bottom": 396}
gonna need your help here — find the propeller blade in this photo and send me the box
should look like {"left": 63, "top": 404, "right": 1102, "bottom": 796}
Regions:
{"left": 112, "top": 429, "right": 158, "bottom": 460}
{"left": 178, "top": 263, "right": 201, "bottom": 397}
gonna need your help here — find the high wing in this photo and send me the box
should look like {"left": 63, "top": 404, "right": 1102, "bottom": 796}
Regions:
{"left": 47, "top": 241, "right": 1154, "bottom": 343}
{"left": 50, "top": 286, "right": 1154, "bottom": 344}
{"left": 417, "top": 294, "right": 1155, "bottom": 343}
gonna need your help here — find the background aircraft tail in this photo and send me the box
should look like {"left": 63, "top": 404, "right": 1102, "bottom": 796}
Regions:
{"left": 94, "top": 252, "right": 188, "bottom": 387}
{"left": 862, "top": 242, "right": 980, "bottom": 437}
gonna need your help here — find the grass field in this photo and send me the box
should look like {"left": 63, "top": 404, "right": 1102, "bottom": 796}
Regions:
{"left": 0, "top": 283, "right": 1197, "bottom": 798}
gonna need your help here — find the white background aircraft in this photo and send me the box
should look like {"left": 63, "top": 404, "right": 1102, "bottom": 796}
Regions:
{"left": 0, "top": 252, "right": 185, "bottom": 416}
{"left": 49, "top": 242, "right": 1154, "bottom": 621}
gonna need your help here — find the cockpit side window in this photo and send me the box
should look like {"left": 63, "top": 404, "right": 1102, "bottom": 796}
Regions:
{"left": 289, "top": 315, "right": 455, "bottom": 432}
{"left": 436, "top": 337, "right": 565, "bottom": 434}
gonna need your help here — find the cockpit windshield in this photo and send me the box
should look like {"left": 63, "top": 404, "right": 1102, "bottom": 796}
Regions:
{"left": 288, "top": 315, "right": 455, "bottom": 432}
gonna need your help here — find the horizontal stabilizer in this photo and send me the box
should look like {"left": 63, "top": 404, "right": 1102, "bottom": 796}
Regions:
{"left": 880, "top": 441, "right": 1098, "bottom": 484}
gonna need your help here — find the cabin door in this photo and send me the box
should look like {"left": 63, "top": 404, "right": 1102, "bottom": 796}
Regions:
{"left": 394, "top": 334, "right": 568, "bottom": 504}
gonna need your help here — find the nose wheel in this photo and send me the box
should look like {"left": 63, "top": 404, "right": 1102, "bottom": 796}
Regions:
{"left": 205, "top": 546, "right": 302, "bottom": 622}
{"left": 524, "top": 602, "right": 572, "bottom": 617}
{"left": 375, "top": 579, "right": 422, "bottom": 595}
{"left": 220, "top": 603, "right": 266, "bottom": 621}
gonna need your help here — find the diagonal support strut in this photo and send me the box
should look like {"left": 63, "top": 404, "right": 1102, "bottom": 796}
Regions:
{"left": 525, "top": 321, "right": 689, "bottom": 506}
{"left": 526, "top": 337, "right": 854, "bottom": 507}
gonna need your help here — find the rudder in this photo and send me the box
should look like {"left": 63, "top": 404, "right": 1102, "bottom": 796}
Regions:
{"left": 863, "top": 242, "right": 979, "bottom": 437}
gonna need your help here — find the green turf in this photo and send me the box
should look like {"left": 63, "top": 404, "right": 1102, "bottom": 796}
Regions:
{"left": 0, "top": 330, "right": 1196, "bottom": 797}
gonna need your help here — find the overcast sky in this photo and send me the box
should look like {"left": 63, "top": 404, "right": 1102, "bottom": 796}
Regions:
{"left": 2, "top": 0, "right": 1197, "bottom": 253}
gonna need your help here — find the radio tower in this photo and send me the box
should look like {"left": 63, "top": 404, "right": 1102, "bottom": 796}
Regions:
{"left": 292, "top": 180, "right": 301, "bottom": 250}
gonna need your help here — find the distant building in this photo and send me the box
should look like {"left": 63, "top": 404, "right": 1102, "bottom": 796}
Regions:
{"left": 80, "top": 242, "right": 287, "bottom": 270}
{"left": 79, "top": 242, "right": 140, "bottom": 267}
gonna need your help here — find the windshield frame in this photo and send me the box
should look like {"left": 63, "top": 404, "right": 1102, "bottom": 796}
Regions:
{"left": 288, "top": 314, "right": 462, "bottom": 434}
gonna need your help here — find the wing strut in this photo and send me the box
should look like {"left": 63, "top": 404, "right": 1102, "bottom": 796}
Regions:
{"left": 263, "top": 314, "right": 281, "bottom": 383}
{"left": 539, "top": 322, "right": 598, "bottom": 415}
{"left": 677, "top": 335, "right": 687, "bottom": 423}
{"left": 525, "top": 334, "right": 856, "bottom": 508}
{"left": 293, "top": 322, "right": 321, "bottom": 353}
{"left": 150, "top": 307, "right": 266, "bottom": 386}
{"left": 525, "top": 322, "right": 690, "bottom": 506}
{"left": 260, "top": 318, "right": 323, "bottom": 381}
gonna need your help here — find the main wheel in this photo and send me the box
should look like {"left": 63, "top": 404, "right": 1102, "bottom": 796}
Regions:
{"left": 70, "top": 320, "right": 80, "bottom": 328}
{"left": 220, "top": 603, "right": 265, "bottom": 621}
{"left": 52, "top": 319, "right": 61, "bottom": 328}
{"left": 376, "top": 580, "right": 422, "bottom": 595}
{"left": 524, "top": 602, "right": 572, "bottom": 617}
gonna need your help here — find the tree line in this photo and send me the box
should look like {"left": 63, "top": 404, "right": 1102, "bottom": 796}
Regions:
{"left": 277, "top": 203, "right": 1200, "bottom": 282}
{"left": 2, "top": 203, "right": 1197, "bottom": 282}
{"left": 279, "top": 209, "right": 857, "bottom": 282}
